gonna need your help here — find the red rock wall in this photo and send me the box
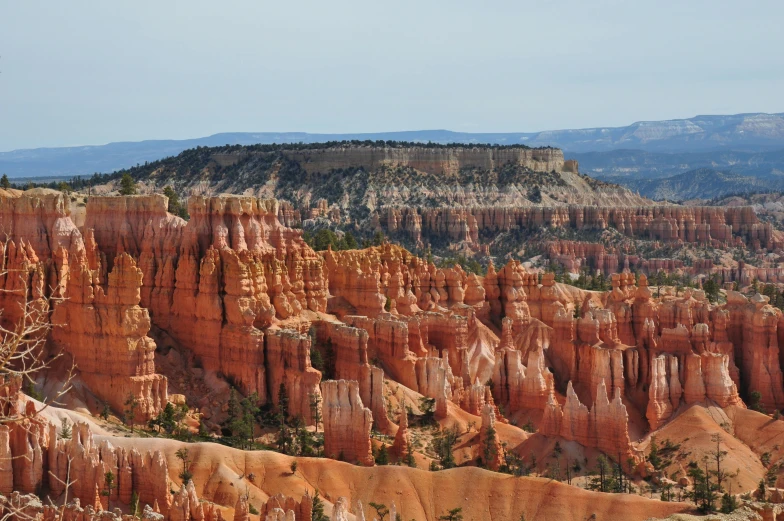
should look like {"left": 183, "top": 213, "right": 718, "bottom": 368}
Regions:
{"left": 320, "top": 379, "right": 374, "bottom": 465}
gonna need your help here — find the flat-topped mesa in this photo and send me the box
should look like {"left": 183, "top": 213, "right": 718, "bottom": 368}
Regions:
{"left": 379, "top": 205, "right": 773, "bottom": 251}
{"left": 320, "top": 380, "right": 374, "bottom": 466}
{"left": 281, "top": 145, "right": 568, "bottom": 175}
{"left": 51, "top": 247, "right": 167, "bottom": 421}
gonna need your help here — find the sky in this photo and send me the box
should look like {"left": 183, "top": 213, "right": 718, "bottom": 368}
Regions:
{"left": 2, "top": 0, "right": 784, "bottom": 152}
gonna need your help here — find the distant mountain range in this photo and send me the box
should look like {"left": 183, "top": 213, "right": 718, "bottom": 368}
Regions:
{"left": 623, "top": 168, "right": 784, "bottom": 202}
{"left": 575, "top": 148, "right": 784, "bottom": 181}
{"left": 2, "top": 112, "right": 784, "bottom": 180}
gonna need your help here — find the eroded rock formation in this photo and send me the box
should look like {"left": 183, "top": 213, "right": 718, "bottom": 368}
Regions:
{"left": 320, "top": 380, "right": 374, "bottom": 466}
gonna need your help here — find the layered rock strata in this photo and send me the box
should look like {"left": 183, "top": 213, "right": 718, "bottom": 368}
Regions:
{"left": 320, "top": 380, "right": 374, "bottom": 466}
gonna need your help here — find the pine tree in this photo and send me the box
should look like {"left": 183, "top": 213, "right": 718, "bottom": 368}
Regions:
{"left": 438, "top": 508, "right": 463, "bottom": 521}
{"left": 648, "top": 436, "right": 662, "bottom": 469}
{"left": 130, "top": 490, "right": 140, "bottom": 518}
{"left": 403, "top": 441, "right": 416, "bottom": 467}
{"left": 119, "top": 173, "right": 137, "bottom": 195}
{"left": 588, "top": 455, "right": 616, "bottom": 492}
{"left": 309, "top": 392, "right": 322, "bottom": 433}
{"left": 175, "top": 448, "right": 193, "bottom": 485}
{"left": 720, "top": 492, "right": 737, "bottom": 513}
{"left": 124, "top": 393, "right": 139, "bottom": 433}
{"left": 709, "top": 433, "right": 728, "bottom": 492}
{"left": 102, "top": 471, "right": 116, "bottom": 509}
{"left": 100, "top": 402, "right": 111, "bottom": 421}
{"left": 375, "top": 444, "right": 389, "bottom": 465}
{"left": 1, "top": 174, "right": 10, "bottom": 189}
{"left": 311, "top": 490, "right": 328, "bottom": 521}
{"left": 278, "top": 383, "right": 290, "bottom": 426}
{"left": 432, "top": 427, "right": 459, "bottom": 469}
{"left": 276, "top": 425, "right": 295, "bottom": 455}
{"left": 58, "top": 417, "right": 72, "bottom": 440}
{"left": 757, "top": 478, "right": 767, "bottom": 501}
{"left": 369, "top": 502, "right": 389, "bottom": 521}
{"left": 482, "top": 425, "right": 498, "bottom": 469}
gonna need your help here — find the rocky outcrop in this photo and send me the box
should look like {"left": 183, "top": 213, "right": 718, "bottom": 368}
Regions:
{"left": 170, "top": 481, "right": 224, "bottom": 521}
{"left": 314, "top": 320, "right": 390, "bottom": 432}
{"left": 265, "top": 329, "right": 322, "bottom": 425}
{"left": 380, "top": 205, "right": 773, "bottom": 251}
{"left": 493, "top": 345, "right": 554, "bottom": 413}
{"left": 261, "top": 494, "right": 311, "bottom": 521}
{"left": 740, "top": 295, "right": 784, "bottom": 411}
{"left": 391, "top": 408, "right": 410, "bottom": 461}
{"left": 51, "top": 247, "right": 167, "bottom": 421}
{"left": 0, "top": 404, "right": 171, "bottom": 517}
{"left": 320, "top": 380, "right": 374, "bottom": 466}
{"left": 48, "top": 422, "right": 171, "bottom": 515}
{"left": 542, "top": 381, "right": 635, "bottom": 460}
{"left": 82, "top": 195, "right": 328, "bottom": 406}
{"left": 478, "top": 403, "right": 503, "bottom": 471}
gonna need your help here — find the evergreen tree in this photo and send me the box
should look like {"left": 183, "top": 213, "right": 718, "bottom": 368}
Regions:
{"left": 100, "top": 402, "right": 111, "bottom": 421}
{"left": 720, "top": 492, "right": 737, "bottom": 513}
{"left": 703, "top": 277, "right": 721, "bottom": 303}
{"left": 0, "top": 174, "right": 10, "bottom": 189}
{"left": 163, "top": 186, "right": 188, "bottom": 219}
{"left": 432, "top": 426, "right": 459, "bottom": 469}
{"left": 344, "top": 232, "right": 358, "bottom": 249}
{"left": 369, "top": 502, "right": 389, "bottom": 521}
{"left": 119, "top": 173, "right": 137, "bottom": 195}
{"left": 419, "top": 396, "right": 436, "bottom": 426}
{"left": 102, "top": 471, "right": 116, "bottom": 509}
{"left": 758, "top": 478, "right": 767, "bottom": 502}
{"left": 309, "top": 392, "right": 322, "bottom": 433}
{"left": 149, "top": 402, "right": 177, "bottom": 434}
{"left": 276, "top": 425, "right": 295, "bottom": 455}
{"left": 311, "top": 490, "right": 328, "bottom": 521}
{"left": 403, "top": 442, "right": 416, "bottom": 468}
{"left": 588, "top": 455, "right": 614, "bottom": 492}
{"left": 130, "top": 490, "right": 140, "bottom": 518}
{"left": 175, "top": 448, "right": 193, "bottom": 485}
{"left": 438, "top": 508, "right": 464, "bottom": 521}
{"left": 648, "top": 436, "right": 662, "bottom": 469}
{"left": 481, "top": 425, "right": 498, "bottom": 469}
{"left": 375, "top": 444, "right": 389, "bottom": 465}
{"left": 749, "top": 390, "right": 765, "bottom": 413}
{"left": 709, "top": 433, "right": 728, "bottom": 492}
{"left": 687, "top": 459, "right": 718, "bottom": 513}
{"left": 278, "top": 383, "right": 290, "bottom": 425}
{"left": 124, "top": 392, "right": 139, "bottom": 433}
{"left": 58, "top": 417, "right": 72, "bottom": 440}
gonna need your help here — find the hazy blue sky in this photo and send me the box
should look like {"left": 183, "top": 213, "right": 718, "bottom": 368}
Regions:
{"left": 2, "top": 0, "right": 784, "bottom": 151}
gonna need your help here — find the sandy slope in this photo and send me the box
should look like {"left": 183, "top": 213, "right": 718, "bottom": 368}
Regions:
{"left": 99, "top": 436, "right": 690, "bottom": 521}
